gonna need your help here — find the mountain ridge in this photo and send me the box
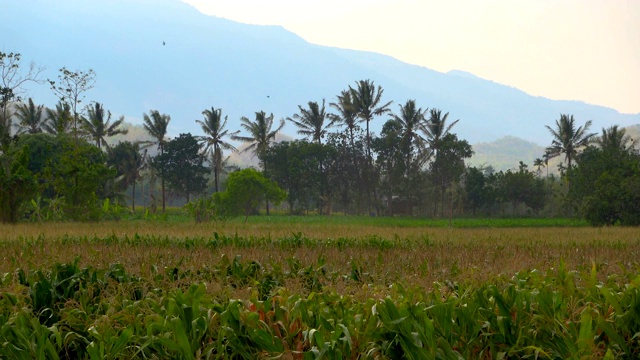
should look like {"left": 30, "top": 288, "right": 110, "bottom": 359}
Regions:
{"left": 1, "top": 0, "right": 637, "bottom": 146}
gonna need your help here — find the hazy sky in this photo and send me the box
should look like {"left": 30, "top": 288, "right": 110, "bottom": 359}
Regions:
{"left": 182, "top": 0, "right": 640, "bottom": 114}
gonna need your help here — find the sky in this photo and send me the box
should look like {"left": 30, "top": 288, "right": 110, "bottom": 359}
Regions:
{"left": 182, "top": 0, "right": 640, "bottom": 115}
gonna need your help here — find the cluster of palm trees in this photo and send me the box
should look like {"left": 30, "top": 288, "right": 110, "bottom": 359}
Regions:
{"left": 13, "top": 99, "right": 128, "bottom": 148}
{"left": 538, "top": 114, "right": 637, "bottom": 176}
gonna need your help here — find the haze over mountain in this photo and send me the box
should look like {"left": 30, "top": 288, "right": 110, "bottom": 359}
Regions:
{"left": 2, "top": 0, "right": 638, "bottom": 148}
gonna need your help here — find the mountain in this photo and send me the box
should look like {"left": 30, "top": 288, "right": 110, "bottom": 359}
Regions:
{"left": 469, "top": 136, "right": 546, "bottom": 171}
{"left": 1, "top": 0, "right": 638, "bottom": 145}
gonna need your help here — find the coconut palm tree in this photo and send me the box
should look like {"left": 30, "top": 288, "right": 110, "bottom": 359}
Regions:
{"left": 596, "top": 125, "right": 637, "bottom": 153}
{"left": 533, "top": 158, "right": 545, "bottom": 177}
{"left": 287, "top": 100, "right": 333, "bottom": 144}
{"left": 82, "top": 102, "right": 128, "bottom": 150}
{"left": 43, "top": 101, "right": 73, "bottom": 135}
{"left": 421, "top": 108, "right": 459, "bottom": 159}
{"left": 544, "top": 114, "right": 596, "bottom": 170}
{"left": 232, "top": 111, "right": 284, "bottom": 216}
{"left": 392, "top": 99, "right": 428, "bottom": 172}
{"left": 196, "top": 107, "right": 239, "bottom": 192}
{"left": 232, "top": 111, "right": 284, "bottom": 171}
{"left": 14, "top": 98, "right": 44, "bottom": 134}
{"left": 143, "top": 110, "right": 171, "bottom": 212}
{"left": 329, "top": 90, "right": 359, "bottom": 148}
{"left": 349, "top": 80, "right": 392, "bottom": 162}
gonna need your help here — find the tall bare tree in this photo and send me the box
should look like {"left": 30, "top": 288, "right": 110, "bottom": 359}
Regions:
{"left": 1, "top": 52, "right": 44, "bottom": 144}
{"left": 48, "top": 67, "right": 96, "bottom": 137}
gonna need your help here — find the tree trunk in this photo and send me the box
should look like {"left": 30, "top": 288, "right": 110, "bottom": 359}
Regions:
{"left": 161, "top": 178, "right": 166, "bottom": 212}
{"left": 132, "top": 181, "right": 136, "bottom": 211}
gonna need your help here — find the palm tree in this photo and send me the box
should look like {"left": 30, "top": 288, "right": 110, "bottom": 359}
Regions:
{"left": 196, "top": 107, "right": 239, "bottom": 192}
{"left": 533, "top": 158, "right": 545, "bottom": 177}
{"left": 596, "top": 125, "right": 637, "bottom": 152}
{"left": 545, "top": 114, "right": 596, "bottom": 170}
{"left": 14, "top": 98, "right": 44, "bottom": 134}
{"left": 43, "top": 101, "right": 73, "bottom": 135}
{"left": 232, "top": 111, "right": 284, "bottom": 171}
{"left": 232, "top": 111, "right": 284, "bottom": 216}
{"left": 329, "top": 90, "right": 359, "bottom": 148}
{"left": 392, "top": 99, "right": 428, "bottom": 172}
{"left": 542, "top": 150, "right": 551, "bottom": 177}
{"left": 349, "top": 80, "right": 392, "bottom": 162}
{"left": 287, "top": 100, "right": 333, "bottom": 144}
{"left": 82, "top": 102, "right": 128, "bottom": 150}
{"left": 143, "top": 110, "right": 171, "bottom": 212}
{"left": 421, "top": 108, "right": 459, "bottom": 159}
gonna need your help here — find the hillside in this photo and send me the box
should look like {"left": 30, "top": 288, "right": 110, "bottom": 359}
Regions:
{"left": 1, "top": 0, "right": 638, "bottom": 146}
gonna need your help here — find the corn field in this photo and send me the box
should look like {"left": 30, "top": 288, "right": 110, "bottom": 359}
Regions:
{"left": 1, "top": 221, "right": 639, "bottom": 358}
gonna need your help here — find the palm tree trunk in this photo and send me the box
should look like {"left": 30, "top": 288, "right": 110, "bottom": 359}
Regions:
{"left": 132, "top": 181, "right": 136, "bottom": 211}
{"left": 162, "top": 178, "right": 166, "bottom": 212}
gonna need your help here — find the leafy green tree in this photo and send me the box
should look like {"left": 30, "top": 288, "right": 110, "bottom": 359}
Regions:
{"left": 142, "top": 109, "right": 171, "bottom": 211}
{"left": 463, "top": 166, "right": 487, "bottom": 215}
{"left": 545, "top": 114, "right": 596, "bottom": 171}
{"left": 232, "top": 111, "right": 284, "bottom": 215}
{"left": 214, "top": 168, "right": 286, "bottom": 222}
{"left": 82, "top": 102, "right": 128, "bottom": 150}
{"left": 41, "top": 135, "right": 115, "bottom": 220}
{"left": 152, "top": 133, "right": 208, "bottom": 203}
{"left": 429, "top": 133, "right": 473, "bottom": 217}
{"left": 501, "top": 162, "right": 546, "bottom": 214}
{"left": 0, "top": 142, "right": 37, "bottom": 223}
{"left": 325, "top": 131, "right": 367, "bottom": 214}
{"left": 109, "top": 141, "right": 145, "bottom": 210}
{"left": 43, "top": 101, "right": 73, "bottom": 135}
{"left": 372, "top": 120, "right": 407, "bottom": 215}
{"left": 14, "top": 98, "right": 45, "bottom": 134}
{"left": 264, "top": 140, "right": 334, "bottom": 214}
{"left": 570, "top": 143, "right": 640, "bottom": 225}
{"left": 287, "top": 100, "right": 334, "bottom": 144}
{"left": 195, "top": 107, "right": 238, "bottom": 192}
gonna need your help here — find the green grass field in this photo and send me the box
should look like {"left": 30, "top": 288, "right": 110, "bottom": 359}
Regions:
{"left": 1, "top": 216, "right": 639, "bottom": 358}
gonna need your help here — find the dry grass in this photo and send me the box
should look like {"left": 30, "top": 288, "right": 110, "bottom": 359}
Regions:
{"left": 2, "top": 221, "right": 639, "bottom": 299}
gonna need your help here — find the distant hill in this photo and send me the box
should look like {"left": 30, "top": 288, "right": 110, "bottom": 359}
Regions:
{"left": 1, "top": 0, "right": 638, "bottom": 146}
{"left": 469, "top": 136, "right": 545, "bottom": 171}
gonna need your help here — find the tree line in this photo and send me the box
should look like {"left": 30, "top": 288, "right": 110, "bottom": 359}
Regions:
{"left": 1, "top": 51, "right": 638, "bottom": 225}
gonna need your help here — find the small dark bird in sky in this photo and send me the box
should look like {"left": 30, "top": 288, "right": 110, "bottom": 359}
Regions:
{"left": 163, "top": 41, "right": 165, "bottom": 46}
{"left": 267, "top": 95, "right": 270, "bottom": 98}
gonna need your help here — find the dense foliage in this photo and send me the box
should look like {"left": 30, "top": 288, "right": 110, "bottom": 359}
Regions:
{"left": 1, "top": 50, "right": 639, "bottom": 225}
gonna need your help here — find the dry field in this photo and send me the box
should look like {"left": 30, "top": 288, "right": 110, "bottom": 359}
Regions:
{"left": 2, "top": 220, "right": 638, "bottom": 297}
{"left": 2, "top": 219, "right": 640, "bottom": 358}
